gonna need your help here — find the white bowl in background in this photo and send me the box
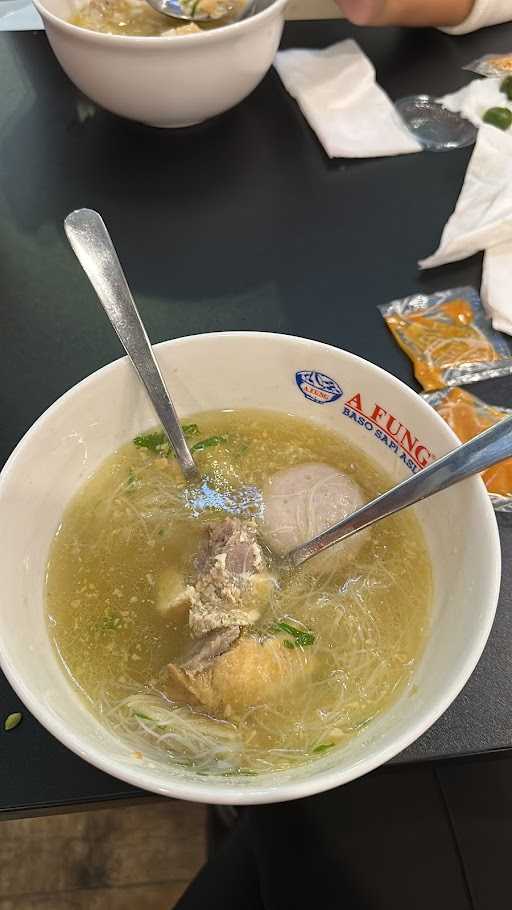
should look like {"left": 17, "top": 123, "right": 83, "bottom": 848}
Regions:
{"left": 32, "top": 0, "right": 287, "bottom": 127}
{"left": 0, "top": 332, "right": 501, "bottom": 804}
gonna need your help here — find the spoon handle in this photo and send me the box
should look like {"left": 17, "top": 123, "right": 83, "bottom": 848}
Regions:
{"left": 289, "top": 413, "right": 512, "bottom": 567}
{"left": 64, "top": 208, "right": 200, "bottom": 484}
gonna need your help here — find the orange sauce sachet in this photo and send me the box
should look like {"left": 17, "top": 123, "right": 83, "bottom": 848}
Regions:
{"left": 379, "top": 287, "right": 512, "bottom": 392}
{"left": 424, "top": 386, "right": 512, "bottom": 508}
{"left": 465, "top": 52, "right": 512, "bottom": 76}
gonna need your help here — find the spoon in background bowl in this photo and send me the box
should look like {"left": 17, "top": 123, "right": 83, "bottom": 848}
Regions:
{"left": 145, "top": 0, "right": 254, "bottom": 24}
{"left": 65, "top": 208, "right": 512, "bottom": 574}
{"left": 64, "top": 208, "right": 201, "bottom": 484}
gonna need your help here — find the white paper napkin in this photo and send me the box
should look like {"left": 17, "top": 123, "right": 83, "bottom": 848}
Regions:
{"left": 419, "top": 124, "right": 512, "bottom": 269}
{"left": 439, "top": 77, "right": 511, "bottom": 128}
{"left": 481, "top": 241, "right": 512, "bottom": 336}
{"left": 274, "top": 39, "right": 422, "bottom": 159}
{"left": 0, "top": 0, "right": 43, "bottom": 30}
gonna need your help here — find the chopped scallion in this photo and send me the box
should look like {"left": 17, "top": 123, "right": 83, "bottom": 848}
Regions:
{"left": 272, "top": 621, "right": 315, "bottom": 648}
{"left": 4, "top": 712, "right": 22, "bottom": 732}
{"left": 312, "top": 742, "right": 335, "bottom": 754}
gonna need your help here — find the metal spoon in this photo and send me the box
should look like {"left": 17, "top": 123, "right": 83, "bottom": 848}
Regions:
{"left": 286, "top": 415, "right": 512, "bottom": 568}
{"left": 64, "top": 208, "right": 201, "bottom": 485}
{"left": 145, "top": 0, "right": 253, "bottom": 24}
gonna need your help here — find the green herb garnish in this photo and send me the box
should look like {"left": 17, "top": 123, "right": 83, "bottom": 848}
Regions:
{"left": 134, "top": 424, "right": 220, "bottom": 459}
{"left": 501, "top": 75, "right": 512, "bottom": 101}
{"left": 99, "top": 610, "right": 122, "bottom": 631}
{"left": 221, "top": 768, "right": 258, "bottom": 777}
{"left": 126, "top": 468, "right": 138, "bottom": 492}
{"left": 273, "top": 621, "right": 304, "bottom": 637}
{"left": 134, "top": 431, "right": 168, "bottom": 453}
{"left": 190, "top": 435, "right": 227, "bottom": 453}
{"left": 4, "top": 712, "right": 22, "bottom": 732}
{"left": 182, "top": 424, "right": 199, "bottom": 437}
{"left": 312, "top": 742, "right": 335, "bottom": 754}
{"left": 483, "top": 107, "right": 512, "bottom": 130}
{"left": 295, "top": 632, "right": 315, "bottom": 647}
{"left": 272, "top": 621, "right": 315, "bottom": 649}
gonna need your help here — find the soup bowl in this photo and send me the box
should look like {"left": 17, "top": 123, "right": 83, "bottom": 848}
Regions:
{"left": 0, "top": 332, "right": 500, "bottom": 804}
{"left": 32, "top": 0, "right": 287, "bottom": 127}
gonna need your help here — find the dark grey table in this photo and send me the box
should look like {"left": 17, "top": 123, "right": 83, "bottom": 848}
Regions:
{"left": 1, "top": 17, "right": 511, "bottom": 818}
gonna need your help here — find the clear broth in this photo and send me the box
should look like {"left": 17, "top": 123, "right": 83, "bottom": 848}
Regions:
{"left": 70, "top": 0, "right": 239, "bottom": 37}
{"left": 46, "top": 410, "right": 432, "bottom": 775}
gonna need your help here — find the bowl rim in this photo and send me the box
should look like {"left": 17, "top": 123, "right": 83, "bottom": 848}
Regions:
{"left": 32, "top": 0, "right": 288, "bottom": 46}
{"left": 0, "top": 331, "right": 501, "bottom": 805}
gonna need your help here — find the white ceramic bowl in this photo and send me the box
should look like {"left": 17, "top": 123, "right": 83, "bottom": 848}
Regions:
{"left": 32, "top": 0, "right": 287, "bottom": 127}
{"left": 0, "top": 333, "right": 501, "bottom": 804}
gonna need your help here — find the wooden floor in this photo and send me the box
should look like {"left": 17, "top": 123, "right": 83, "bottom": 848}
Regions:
{"left": 0, "top": 801, "right": 206, "bottom": 910}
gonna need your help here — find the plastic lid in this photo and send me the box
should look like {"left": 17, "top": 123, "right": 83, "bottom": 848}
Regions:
{"left": 395, "top": 95, "right": 478, "bottom": 152}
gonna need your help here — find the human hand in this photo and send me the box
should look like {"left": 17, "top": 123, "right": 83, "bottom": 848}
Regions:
{"left": 334, "top": 0, "right": 475, "bottom": 26}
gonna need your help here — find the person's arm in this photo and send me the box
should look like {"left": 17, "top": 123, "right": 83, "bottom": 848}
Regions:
{"left": 334, "top": 0, "right": 475, "bottom": 27}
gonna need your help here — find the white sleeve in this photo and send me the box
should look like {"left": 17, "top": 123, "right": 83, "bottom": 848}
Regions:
{"left": 440, "top": 0, "right": 512, "bottom": 34}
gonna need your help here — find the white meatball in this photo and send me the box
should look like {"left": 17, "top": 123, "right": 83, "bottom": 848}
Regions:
{"left": 260, "top": 463, "right": 368, "bottom": 574}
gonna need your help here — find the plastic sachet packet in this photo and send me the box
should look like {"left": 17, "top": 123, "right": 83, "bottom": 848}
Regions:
{"left": 422, "top": 386, "right": 512, "bottom": 511}
{"left": 379, "top": 287, "right": 512, "bottom": 392}
{"left": 463, "top": 53, "right": 512, "bottom": 77}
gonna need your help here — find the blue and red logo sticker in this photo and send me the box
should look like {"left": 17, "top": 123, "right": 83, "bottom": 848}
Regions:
{"left": 295, "top": 371, "right": 343, "bottom": 404}
{"left": 295, "top": 369, "right": 435, "bottom": 474}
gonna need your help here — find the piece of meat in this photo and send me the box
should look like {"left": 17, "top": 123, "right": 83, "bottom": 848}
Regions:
{"left": 187, "top": 518, "right": 270, "bottom": 637}
{"left": 196, "top": 518, "right": 263, "bottom": 575}
{"left": 167, "top": 634, "right": 314, "bottom": 719}
{"left": 260, "top": 463, "right": 369, "bottom": 574}
{"left": 162, "top": 23, "right": 202, "bottom": 35}
{"left": 180, "top": 626, "right": 241, "bottom": 674}
{"left": 156, "top": 567, "right": 191, "bottom": 617}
